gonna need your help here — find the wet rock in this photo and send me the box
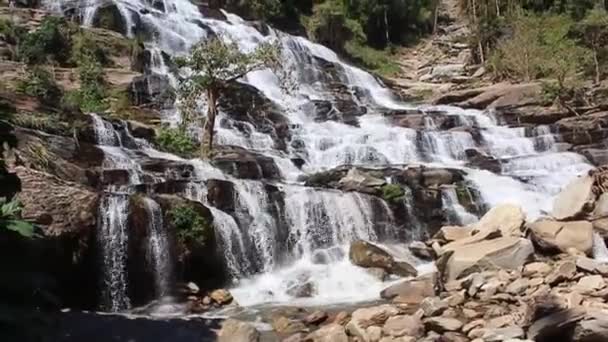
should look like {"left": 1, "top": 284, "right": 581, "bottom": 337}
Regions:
{"left": 212, "top": 146, "right": 281, "bottom": 180}
{"left": 557, "top": 111, "right": 608, "bottom": 146}
{"left": 441, "top": 237, "right": 534, "bottom": 281}
{"left": 272, "top": 316, "right": 308, "bottom": 335}
{"left": 219, "top": 319, "right": 260, "bottom": 342}
{"left": 92, "top": 2, "right": 127, "bottom": 34}
{"left": 408, "top": 241, "right": 434, "bottom": 260}
{"left": 530, "top": 220, "right": 593, "bottom": 255}
{"left": 210, "top": 289, "right": 233, "bottom": 305}
{"left": 306, "top": 323, "right": 348, "bottom": 342}
{"left": 382, "top": 315, "right": 424, "bottom": 338}
{"left": 380, "top": 275, "right": 436, "bottom": 303}
{"left": 129, "top": 73, "right": 175, "bottom": 109}
{"left": 286, "top": 281, "right": 316, "bottom": 298}
{"left": 304, "top": 311, "right": 328, "bottom": 325}
{"left": 349, "top": 240, "right": 418, "bottom": 277}
{"left": 366, "top": 267, "right": 389, "bottom": 281}
{"left": 465, "top": 149, "right": 501, "bottom": 173}
{"left": 552, "top": 174, "right": 596, "bottom": 220}
{"left": 573, "top": 313, "right": 608, "bottom": 342}
{"left": 126, "top": 120, "right": 155, "bottom": 141}
{"left": 338, "top": 168, "right": 386, "bottom": 193}
{"left": 424, "top": 317, "right": 463, "bottom": 333}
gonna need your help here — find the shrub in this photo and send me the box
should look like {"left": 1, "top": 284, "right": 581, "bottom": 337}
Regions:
{"left": 381, "top": 184, "right": 405, "bottom": 204}
{"left": 18, "top": 16, "right": 71, "bottom": 65}
{"left": 344, "top": 40, "right": 400, "bottom": 77}
{"left": 155, "top": 127, "right": 197, "bottom": 158}
{"left": 169, "top": 204, "right": 211, "bottom": 246}
{"left": 62, "top": 56, "right": 108, "bottom": 113}
{"left": 16, "top": 66, "right": 62, "bottom": 106}
{"left": 0, "top": 197, "right": 34, "bottom": 238}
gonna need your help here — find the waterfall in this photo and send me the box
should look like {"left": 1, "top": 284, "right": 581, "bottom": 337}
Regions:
{"left": 98, "top": 194, "right": 131, "bottom": 311}
{"left": 143, "top": 197, "right": 173, "bottom": 297}
{"left": 441, "top": 187, "right": 478, "bottom": 226}
{"left": 593, "top": 232, "right": 608, "bottom": 262}
{"left": 43, "top": 0, "right": 598, "bottom": 308}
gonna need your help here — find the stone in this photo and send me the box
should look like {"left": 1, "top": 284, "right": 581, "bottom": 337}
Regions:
{"left": 446, "top": 291, "right": 466, "bottom": 307}
{"left": 545, "top": 260, "right": 577, "bottom": 285}
{"left": 218, "top": 319, "right": 260, "bottom": 342}
{"left": 442, "top": 237, "right": 534, "bottom": 281}
{"left": 306, "top": 324, "right": 348, "bottom": 342}
{"left": 523, "top": 262, "right": 553, "bottom": 277}
{"left": 339, "top": 168, "right": 386, "bottom": 191}
{"left": 346, "top": 305, "right": 401, "bottom": 341}
{"left": 424, "top": 317, "right": 463, "bottom": 333}
{"left": 366, "top": 267, "right": 389, "bottom": 281}
{"left": 530, "top": 220, "right": 593, "bottom": 255}
{"left": 304, "top": 311, "right": 328, "bottom": 325}
{"left": 186, "top": 282, "right": 199, "bottom": 294}
{"left": 481, "top": 326, "right": 525, "bottom": 341}
{"left": 593, "top": 193, "right": 608, "bottom": 218}
{"left": 349, "top": 240, "right": 418, "bottom": 277}
{"left": 210, "top": 289, "right": 233, "bottom": 305}
{"left": 577, "top": 256, "right": 600, "bottom": 273}
{"left": 506, "top": 278, "right": 529, "bottom": 295}
{"left": 576, "top": 275, "right": 606, "bottom": 293}
{"left": 434, "top": 226, "right": 471, "bottom": 243}
{"left": 420, "top": 297, "right": 448, "bottom": 317}
{"left": 366, "top": 326, "right": 382, "bottom": 342}
{"left": 381, "top": 276, "right": 435, "bottom": 304}
{"left": 283, "top": 333, "right": 305, "bottom": 342}
{"left": 382, "top": 315, "right": 424, "bottom": 338}
{"left": 470, "top": 204, "right": 526, "bottom": 237}
{"left": 462, "top": 308, "right": 481, "bottom": 319}
{"left": 272, "top": 316, "right": 308, "bottom": 335}
{"left": 334, "top": 311, "right": 351, "bottom": 325}
{"left": 462, "top": 319, "right": 485, "bottom": 333}
{"left": 552, "top": 174, "right": 596, "bottom": 220}
{"left": 286, "top": 281, "right": 316, "bottom": 298}
{"left": 408, "top": 241, "right": 434, "bottom": 260}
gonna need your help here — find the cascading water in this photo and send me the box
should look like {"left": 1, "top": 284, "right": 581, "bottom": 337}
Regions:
{"left": 45, "top": 0, "right": 597, "bottom": 308}
{"left": 143, "top": 197, "right": 173, "bottom": 297}
{"left": 441, "top": 187, "right": 478, "bottom": 226}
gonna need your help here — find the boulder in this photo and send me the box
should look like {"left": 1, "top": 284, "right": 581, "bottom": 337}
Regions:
{"left": 545, "top": 260, "right": 577, "bottom": 286}
{"left": 573, "top": 313, "right": 608, "bottom": 342}
{"left": 420, "top": 297, "right": 449, "bottom": 317}
{"left": 552, "top": 174, "right": 596, "bottom": 220}
{"left": 209, "top": 289, "right": 233, "bottom": 305}
{"left": 434, "top": 226, "right": 471, "bottom": 243}
{"left": 529, "top": 220, "right": 593, "bottom": 255}
{"left": 408, "top": 241, "right": 434, "bottom": 260}
{"left": 272, "top": 316, "right": 308, "bottom": 335}
{"left": 576, "top": 275, "right": 606, "bottom": 294}
{"left": 218, "top": 319, "right": 260, "bottom": 342}
{"left": 527, "top": 308, "right": 585, "bottom": 341}
{"left": 424, "top": 317, "right": 463, "bottom": 333}
{"left": 339, "top": 168, "right": 386, "bottom": 192}
{"left": 349, "top": 240, "right": 418, "bottom": 277}
{"left": 306, "top": 324, "right": 348, "bottom": 342}
{"left": 382, "top": 315, "right": 424, "bottom": 338}
{"left": 380, "top": 275, "right": 436, "bottom": 303}
{"left": 441, "top": 237, "right": 534, "bottom": 281}
{"left": 470, "top": 204, "right": 525, "bottom": 238}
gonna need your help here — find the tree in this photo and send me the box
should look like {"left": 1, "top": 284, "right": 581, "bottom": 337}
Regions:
{"left": 578, "top": 6, "right": 608, "bottom": 84}
{"left": 175, "top": 38, "right": 282, "bottom": 158}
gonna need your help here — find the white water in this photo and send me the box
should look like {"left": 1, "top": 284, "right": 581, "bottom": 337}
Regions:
{"left": 45, "top": 0, "right": 596, "bottom": 307}
{"left": 441, "top": 187, "right": 478, "bottom": 226}
{"left": 98, "top": 194, "right": 131, "bottom": 311}
{"left": 143, "top": 197, "right": 173, "bottom": 297}
{"left": 593, "top": 232, "right": 608, "bottom": 262}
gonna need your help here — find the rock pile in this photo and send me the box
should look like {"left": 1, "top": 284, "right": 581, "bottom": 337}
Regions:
{"left": 220, "top": 168, "right": 608, "bottom": 341}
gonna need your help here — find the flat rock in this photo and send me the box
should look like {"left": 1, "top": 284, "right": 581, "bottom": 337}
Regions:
{"left": 530, "top": 220, "right": 593, "bottom": 255}
{"left": 382, "top": 315, "right": 424, "bottom": 338}
{"left": 424, "top": 317, "right": 463, "bottom": 333}
{"left": 381, "top": 276, "right": 436, "bottom": 304}
{"left": 552, "top": 174, "right": 595, "bottom": 220}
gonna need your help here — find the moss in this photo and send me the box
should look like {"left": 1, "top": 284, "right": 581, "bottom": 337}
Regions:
{"left": 381, "top": 184, "right": 405, "bottom": 204}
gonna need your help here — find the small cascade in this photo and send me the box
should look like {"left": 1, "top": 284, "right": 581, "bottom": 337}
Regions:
{"left": 400, "top": 188, "right": 426, "bottom": 241}
{"left": 98, "top": 194, "right": 131, "bottom": 311}
{"left": 441, "top": 187, "right": 478, "bottom": 226}
{"left": 593, "top": 232, "right": 608, "bottom": 262}
{"left": 143, "top": 197, "right": 173, "bottom": 297}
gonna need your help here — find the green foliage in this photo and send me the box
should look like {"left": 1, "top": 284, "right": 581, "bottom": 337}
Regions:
{"left": 489, "top": 13, "right": 590, "bottom": 87}
{"left": 169, "top": 204, "right": 211, "bottom": 246}
{"left": 70, "top": 30, "right": 109, "bottom": 67}
{"left": 11, "top": 112, "right": 72, "bottom": 135}
{"left": 0, "top": 197, "right": 34, "bottom": 238}
{"left": 155, "top": 127, "right": 197, "bottom": 158}
{"left": 18, "top": 16, "right": 72, "bottom": 65}
{"left": 577, "top": 6, "right": 608, "bottom": 83}
{"left": 16, "top": 66, "right": 62, "bottom": 106}
{"left": 0, "top": 19, "right": 27, "bottom": 49}
{"left": 344, "top": 40, "right": 399, "bottom": 77}
{"left": 381, "top": 184, "right": 405, "bottom": 204}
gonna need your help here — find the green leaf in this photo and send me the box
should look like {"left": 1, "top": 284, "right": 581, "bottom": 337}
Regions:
{"left": 4, "top": 219, "right": 35, "bottom": 238}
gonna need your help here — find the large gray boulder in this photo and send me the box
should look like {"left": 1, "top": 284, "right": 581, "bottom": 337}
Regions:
{"left": 529, "top": 220, "right": 593, "bottom": 255}
{"left": 441, "top": 237, "right": 534, "bottom": 281}
{"left": 552, "top": 174, "right": 595, "bottom": 220}
{"left": 349, "top": 240, "right": 418, "bottom": 277}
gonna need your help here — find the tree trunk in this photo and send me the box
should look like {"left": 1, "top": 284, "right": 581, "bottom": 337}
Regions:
{"left": 593, "top": 48, "right": 601, "bottom": 85}
{"left": 433, "top": 0, "right": 440, "bottom": 35}
{"left": 201, "top": 87, "right": 218, "bottom": 158}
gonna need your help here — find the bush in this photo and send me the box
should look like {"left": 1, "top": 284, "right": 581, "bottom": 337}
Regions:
{"left": 61, "top": 56, "right": 108, "bottom": 113}
{"left": 344, "top": 40, "right": 400, "bottom": 77}
{"left": 155, "top": 127, "right": 197, "bottom": 158}
{"left": 16, "top": 66, "right": 62, "bottom": 106}
{"left": 18, "top": 16, "right": 72, "bottom": 65}
{"left": 381, "top": 184, "right": 405, "bottom": 204}
{"left": 169, "top": 205, "right": 211, "bottom": 246}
